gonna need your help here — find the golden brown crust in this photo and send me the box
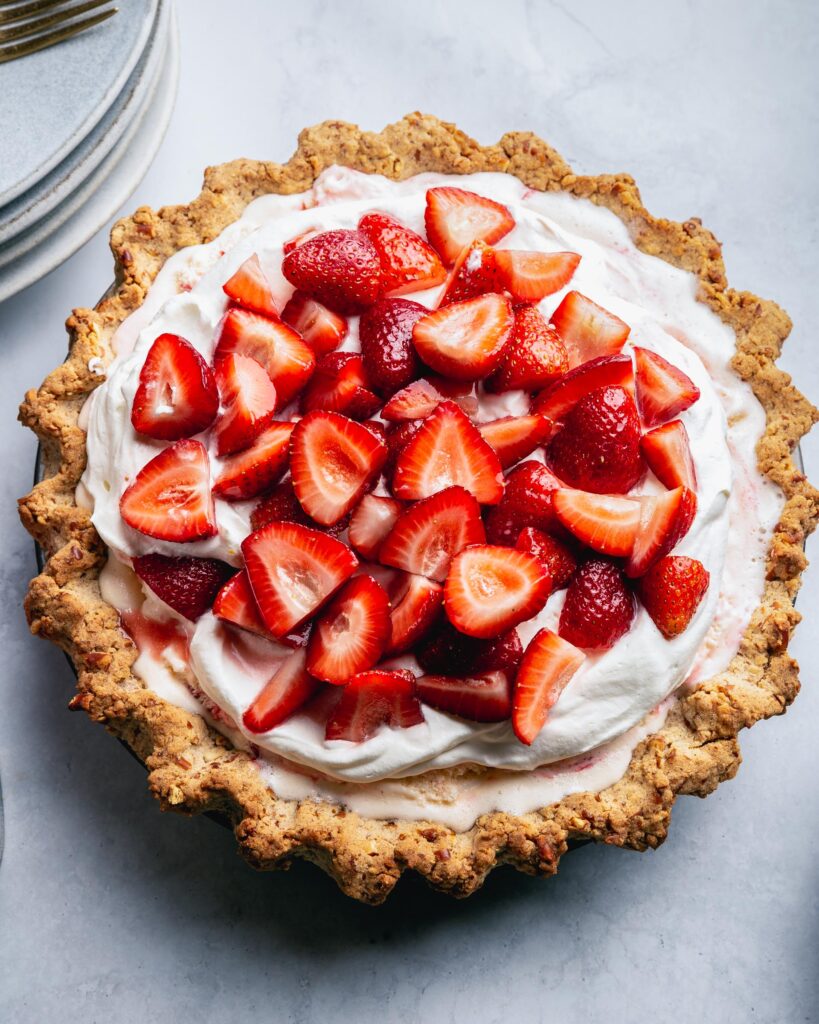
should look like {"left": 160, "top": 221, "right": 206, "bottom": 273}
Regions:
{"left": 18, "top": 113, "right": 819, "bottom": 904}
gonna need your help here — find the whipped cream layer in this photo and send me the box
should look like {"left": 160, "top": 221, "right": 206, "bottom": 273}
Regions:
{"left": 82, "top": 167, "right": 783, "bottom": 791}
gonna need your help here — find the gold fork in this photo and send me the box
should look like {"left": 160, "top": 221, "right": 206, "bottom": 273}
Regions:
{"left": 0, "top": 0, "right": 118, "bottom": 64}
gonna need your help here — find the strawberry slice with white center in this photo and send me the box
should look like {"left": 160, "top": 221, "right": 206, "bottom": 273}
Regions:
{"left": 325, "top": 669, "right": 424, "bottom": 741}
{"left": 640, "top": 419, "right": 697, "bottom": 491}
{"left": 625, "top": 486, "right": 697, "bottom": 578}
{"left": 379, "top": 485, "right": 485, "bottom": 582}
{"left": 281, "top": 228, "right": 382, "bottom": 314}
{"left": 552, "top": 488, "right": 641, "bottom": 558}
{"left": 479, "top": 415, "right": 552, "bottom": 469}
{"left": 242, "top": 520, "right": 358, "bottom": 637}
{"left": 487, "top": 304, "right": 568, "bottom": 393}
{"left": 512, "top": 629, "right": 586, "bottom": 745}
{"left": 392, "top": 400, "right": 504, "bottom": 504}
{"left": 215, "top": 307, "right": 315, "bottom": 408}
{"left": 384, "top": 572, "right": 443, "bottom": 656}
{"left": 533, "top": 353, "right": 634, "bottom": 423}
{"left": 242, "top": 648, "right": 320, "bottom": 734}
{"left": 380, "top": 378, "right": 444, "bottom": 421}
{"left": 300, "top": 352, "right": 380, "bottom": 419}
{"left": 633, "top": 347, "right": 701, "bottom": 427}
{"left": 133, "top": 554, "right": 233, "bottom": 621}
{"left": 213, "top": 353, "right": 278, "bottom": 456}
{"left": 120, "top": 439, "right": 217, "bottom": 542}
{"left": 290, "top": 411, "right": 388, "bottom": 526}
{"left": 212, "top": 421, "right": 293, "bottom": 501}
{"left": 358, "top": 212, "right": 446, "bottom": 296}
{"left": 416, "top": 670, "right": 513, "bottom": 723}
{"left": 281, "top": 290, "right": 348, "bottom": 356}
{"left": 214, "top": 569, "right": 276, "bottom": 640}
{"left": 412, "top": 292, "right": 514, "bottom": 381}
{"left": 131, "top": 333, "right": 219, "bottom": 441}
{"left": 306, "top": 575, "right": 391, "bottom": 684}
{"left": 348, "top": 494, "right": 404, "bottom": 560}
{"left": 494, "top": 250, "right": 581, "bottom": 302}
{"left": 444, "top": 544, "right": 551, "bottom": 639}
{"left": 222, "top": 253, "right": 279, "bottom": 318}
{"left": 439, "top": 240, "right": 499, "bottom": 305}
{"left": 550, "top": 291, "right": 631, "bottom": 367}
{"left": 424, "top": 187, "right": 515, "bottom": 265}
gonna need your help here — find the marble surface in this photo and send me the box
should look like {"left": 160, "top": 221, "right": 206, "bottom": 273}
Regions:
{"left": 0, "top": 1, "right": 817, "bottom": 1020}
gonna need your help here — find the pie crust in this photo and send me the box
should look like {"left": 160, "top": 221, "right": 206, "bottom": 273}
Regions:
{"left": 19, "top": 113, "right": 819, "bottom": 904}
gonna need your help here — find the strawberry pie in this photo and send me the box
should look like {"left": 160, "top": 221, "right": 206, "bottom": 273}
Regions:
{"left": 20, "top": 115, "right": 817, "bottom": 903}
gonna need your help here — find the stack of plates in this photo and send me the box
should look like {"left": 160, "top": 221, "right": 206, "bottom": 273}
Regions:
{"left": 0, "top": 0, "right": 178, "bottom": 303}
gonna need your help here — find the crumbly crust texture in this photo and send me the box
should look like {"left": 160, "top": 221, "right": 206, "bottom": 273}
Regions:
{"left": 19, "top": 114, "right": 818, "bottom": 904}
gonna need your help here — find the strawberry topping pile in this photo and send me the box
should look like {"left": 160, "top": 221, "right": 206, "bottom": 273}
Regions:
{"left": 120, "top": 188, "right": 712, "bottom": 748}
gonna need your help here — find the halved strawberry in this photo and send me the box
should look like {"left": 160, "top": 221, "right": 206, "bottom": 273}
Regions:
{"left": 533, "top": 353, "right": 634, "bottom": 424}
{"left": 222, "top": 253, "right": 279, "bottom": 318}
{"left": 439, "top": 240, "right": 498, "bottom": 305}
{"left": 487, "top": 304, "right": 568, "bottom": 393}
{"left": 131, "top": 333, "right": 218, "bottom": 441}
{"left": 484, "top": 460, "right": 561, "bottom": 546}
{"left": 281, "top": 290, "right": 347, "bottom": 356}
{"left": 391, "top": 400, "right": 504, "bottom": 504}
{"left": 213, "top": 569, "right": 276, "bottom": 640}
{"left": 382, "top": 420, "right": 421, "bottom": 479}
{"left": 300, "top": 352, "right": 380, "bottom": 419}
{"left": 625, "top": 486, "right": 697, "bottom": 578}
{"left": 416, "top": 620, "right": 523, "bottom": 676}
{"left": 426, "top": 374, "right": 479, "bottom": 417}
{"left": 552, "top": 489, "right": 640, "bottom": 558}
{"left": 412, "top": 293, "right": 514, "bottom": 381}
{"left": 380, "top": 378, "right": 444, "bottom": 421}
{"left": 549, "top": 291, "right": 631, "bottom": 366}
{"left": 215, "top": 307, "right": 315, "bottom": 408}
{"left": 213, "top": 353, "right": 278, "bottom": 456}
{"left": 348, "top": 494, "right": 404, "bottom": 560}
{"left": 379, "top": 485, "right": 485, "bottom": 581}
{"left": 424, "top": 187, "right": 515, "bottom": 265}
{"left": 290, "top": 411, "right": 387, "bottom": 526}
{"left": 416, "top": 671, "right": 512, "bottom": 723}
{"left": 633, "top": 347, "right": 700, "bottom": 427}
{"left": 516, "top": 528, "right": 577, "bottom": 591}
{"left": 249, "top": 478, "right": 311, "bottom": 532}
{"left": 281, "top": 228, "right": 381, "bottom": 314}
{"left": 120, "top": 439, "right": 217, "bottom": 541}
{"left": 479, "top": 415, "right": 552, "bottom": 469}
{"left": 358, "top": 212, "right": 446, "bottom": 296}
{"left": 640, "top": 419, "right": 697, "bottom": 491}
{"left": 558, "top": 559, "right": 635, "bottom": 650}
{"left": 384, "top": 573, "right": 443, "bottom": 656}
{"left": 133, "top": 554, "right": 232, "bottom": 621}
{"left": 637, "top": 555, "right": 710, "bottom": 639}
{"left": 242, "top": 520, "right": 358, "bottom": 636}
{"left": 494, "top": 250, "right": 581, "bottom": 302}
{"left": 242, "top": 648, "right": 320, "bottom": 734}
{"left": 444, "top": 544, "right": 551, "bottom": 639}
{"left": 325, "top": 669, "right": 424, "bottom": 741}
{"left": 212, "top": 421, "right": 293, "bottom": 501}
{"left": 359, "top": 297, "right": 426, "bottom": 396}
{"left": 306, "top": 574, "right": 391, "bottom": 684}
{"left": 512, "top": 629, "right": 585, "bottom": 744}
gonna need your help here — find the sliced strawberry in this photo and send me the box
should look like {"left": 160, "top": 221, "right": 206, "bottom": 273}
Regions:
{"left": 547, "top": 385, "right": 644, "bottom": 494}
{"left": 625, "top": 486, "right": 697, "bottom": 578}
{"left": 533, "top": 353, "right": 634, "bottom": 424}
{"left": 281, "top": 290, "right": 347, "bottom": 356}
{"left": 633, "top": 347, "right": 701, "bottom": 427}
{"left": 120, "top": 439, "right": 216, "bottom": 542}
{"left": 215, "top": 307, "right": 315, "bottom": 408}
{"left": 359, "top": 297, "right": 426, "bottom": 396}
{"left": 212, "top": 421, "right": 293, "bottom": 501}
{"left": 249, "top": 478, "right": 311, "bottom": 532}
{"left": 516, "top": 527, "right": 577, "bottom": 591}
{"left": 306, "top": 574, "right": 391, "bottom": 684}
{"left": 424, "top": 187, "right": 515, "bottom": 265}
{"left": 348, "top": 494, "right": 404, "bottom": 560}
{"left": 641, "top": 420, "right": 697, "bottom": 491}
{"left": 637, "top": 555, "right": 710, "bottom": 639}
{"left": 281, "top": 228, "right": 381, "bottom": 314}
{"left": 325, "top": 669, "right": 423, "bottom": 741}
{"left": 417, "top": 671, "right": 513, "bottom": 723}
{"left": 379, "top": 485, "right": 485, "bottom": 582}
{"left": 213, "top": 353, "right": 278, "bottom": 456}
{"left": 222, "top": 253, "right": 279, "bottom": 318}
{"left": 131, "top": 333, "right": 218, "bottom": 441}
{"left": 213, "top": 569, "right": 276, "bottom": 640}
{"left": 487, "top": 304, "right": 568, "bottom": 392}
{"left": 358, "top": 212, "right": 446, "bottom": 296}
{"left": 512, "top": 629, "right": 585, "bottom": 744}
{"left": 552, "top": 489, "right": 640, "bottom": 557}
{"left": 133, "top": 554, "right": 232, "bottom": 621}
{"left": 383, "top": 420, "right": 422, "bottom": 479}
{"left": 479, "top": 415, "right": 552, "bottom": 469}
{"left": 416, "top": 621, "right": 522, "bottom": 676}
{"left": 550, "top": 291, "right": 631, "bottom": 366}
{"left": 384, "top": 573, "right": 443, "bottom": 656}
{"left": 494, "top": 250, "right": 581, "bottom": 302}
{"left": 559, "top": 559, "right": 635, "bottom": 650}
{"left": 484, "top": 460, "right": 561, "bottom": 546}
{"left": 300, "top": 352, "right": 380, "bottom": 419}
{"left": 412, "top": 293, "right": 514, "bottom": 381}
{"left": 242, "top": 648, "right": 320, "bottom": 733}
{"left": 290, "top": 411, "right": 388, "bottom": 526}
{"left": 439, "top": 240, "right": 498, "bottom": 305}
{"left": 380, "top": 378, "right": 444, "bottom": 421}
{"left": 392, "top": 400, "right": 504, "bottom": 504}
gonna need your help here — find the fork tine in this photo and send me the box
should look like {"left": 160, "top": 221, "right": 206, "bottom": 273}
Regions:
{"left": 0, "top": 0, "right": 113, "bottom": 42}
{"left": 0, "top": 0, "right": 73, "bottom": 27}
{"left": 0, "top": 6, "right": 116, "bottom": 62}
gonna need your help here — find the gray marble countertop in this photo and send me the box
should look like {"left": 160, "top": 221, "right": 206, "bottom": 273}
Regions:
{"left": 1, "top": 1, "right": 817, "bottom": 1021}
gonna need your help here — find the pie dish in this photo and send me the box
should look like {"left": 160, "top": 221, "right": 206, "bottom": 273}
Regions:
{"left": 19, "top": 114, "right": 818, "bottom": 904}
